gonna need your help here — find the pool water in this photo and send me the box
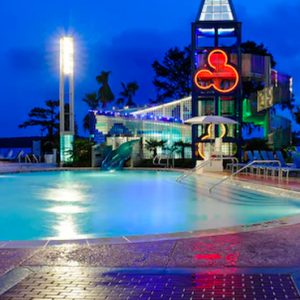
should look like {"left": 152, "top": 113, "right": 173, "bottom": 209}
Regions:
{"left": 0, "top": 170, "right": 299, "bottom": 241}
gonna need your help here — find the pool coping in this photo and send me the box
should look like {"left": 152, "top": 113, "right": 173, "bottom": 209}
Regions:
{"left": 0, "top": 167, "right": 300, "bottom": 249}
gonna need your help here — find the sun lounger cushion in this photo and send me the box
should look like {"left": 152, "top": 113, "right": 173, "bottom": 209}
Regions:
{"left": 292, "top": 152, "right": 300, "bottom": 168}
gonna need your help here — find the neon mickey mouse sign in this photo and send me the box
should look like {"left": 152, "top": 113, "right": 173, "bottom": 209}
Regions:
{"left": 194, "top": 49, "right": 239, "bottom": 94}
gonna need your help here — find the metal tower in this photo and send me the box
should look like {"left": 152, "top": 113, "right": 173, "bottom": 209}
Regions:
{"left": 192, "top": 0, "right": 242, "bottom": 161}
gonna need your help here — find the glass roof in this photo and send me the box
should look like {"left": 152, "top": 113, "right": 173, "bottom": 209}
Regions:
{"left": 199, "top": 0, "right": 235, "bottom": 21}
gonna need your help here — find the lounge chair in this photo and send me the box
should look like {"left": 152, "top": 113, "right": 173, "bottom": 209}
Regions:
{"left": 245, "top": 151, "right": 264, "bottom": 174}
{"left": 257, "top": 150, "right": 282, "bottom": 177}
{"left": 267, "top": 151, "right": 276, "bottom": 160}
{"left": 1, "top": 149, "right": 24, "bottom": 162}
{"left": 229, "top": 151, "right": 259, "bottom": 174}
{"left": 276, "top": 151, "right": 300, "bottom": 178}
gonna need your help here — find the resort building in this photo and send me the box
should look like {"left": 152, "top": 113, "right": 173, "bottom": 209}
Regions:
{"left": 91, "top": 110, "right": 192, "bottom": 159}
{"left": 90, "top": 0, "right": 293, "bottom": 161}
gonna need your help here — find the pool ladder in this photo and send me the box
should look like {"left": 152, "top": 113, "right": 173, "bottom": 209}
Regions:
{"left": 209, "top": 160, "right": 282, "bottom": 193}
{"left": 176, "top": 157, "right": 238, "bottom": 183}
{"left": 153, "top": 154, "right": 174, "bottom": 169}
{"left": 176, "top": 159, "right": 213, "bottom": 182}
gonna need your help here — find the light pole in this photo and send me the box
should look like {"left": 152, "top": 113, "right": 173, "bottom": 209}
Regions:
{"left": 59, "top": 36, "right": 75, "bottom": 164}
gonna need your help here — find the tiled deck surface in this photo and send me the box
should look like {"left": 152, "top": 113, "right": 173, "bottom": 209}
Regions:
{"left": 0, "top": 172, "right": 299, "bottom": 298}
{"left": 1, "top": 268, "right": 299, "bottom": 300}
{"left": 0, "top": 225, "right": 300, "bottom": 300}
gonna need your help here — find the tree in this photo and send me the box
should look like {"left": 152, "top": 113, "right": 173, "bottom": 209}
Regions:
{"left": 82, "top": 93, "right": 98, "bottom": 132}
{"left": 19, "top": 100, "right": 59, "bottom": 138}
{"left": 145, "top": 139, "right": 167, "bottom": 158}
{"left": 67, "top": 138, "right": 94, "bottom": 167}
{"left": 83, "top": 92, "right": 99, "bottom": 110}
{"left": 117, "top": 82, "right": 139, "bottom": 108}
{"left": 173, "top": 141, "right": 192, "bottom": 160}
{"left": 295, "top": 107, "right": 300, "bottom": 125}
{"left": 96, "top": 71, "right": 115, "bottom": 108}
{"left": 243, "top": 138, "right": 270, "bottom": 151}
{"left": 152, "top": 46, "right": 192, "bottom": 103}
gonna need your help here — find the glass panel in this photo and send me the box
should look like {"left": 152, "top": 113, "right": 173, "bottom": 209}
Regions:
{"left": 200, "top": 0, "right": 234, "bottom": 21}
{"left": 198, "top": 98, "right": 215, "bottom": 115}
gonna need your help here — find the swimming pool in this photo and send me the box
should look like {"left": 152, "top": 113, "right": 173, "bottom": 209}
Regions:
{"left": 0, "top": 170, "right": 299, "bottom": 241}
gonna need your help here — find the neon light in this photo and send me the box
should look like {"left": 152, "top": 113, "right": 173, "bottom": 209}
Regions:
{"left": 198, "top": 124, "right": 227, "bottom": 159}
{"left": 194, "top": 49, "right": 239, "bottom": 94}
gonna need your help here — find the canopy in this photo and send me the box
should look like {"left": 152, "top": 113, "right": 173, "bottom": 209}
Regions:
{"left": 185, "top": 116, "right": 238, "bottom": 125}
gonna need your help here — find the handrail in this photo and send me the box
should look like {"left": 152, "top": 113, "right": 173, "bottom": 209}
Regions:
{"left": 176, "top": 159, "right": 213, "bottom": 182}
{"left": 159, "top": 155, "right": 169, "bottom": 168}
{"left": 223, "top": 157, "right": 239, "bottom": 172}
{"left": 209, "top": 160, "right": 282, "bottom": 193}
{"left": 224, "top": 157, "right": 239, "bottom": 165}
{"left": 153, "top": 153, "right": 174, "bottom": 168}
{"left": 153, "top": 154, "right": 168, "bottom": 167}
{"left": 32, "top": 154, "right": 39, "bottom": 163}
{"left": 17, "top": 151, "right": 24, "bottom": 163}
{"left": 152, "top": 155, "right": 161, "bottom": 166}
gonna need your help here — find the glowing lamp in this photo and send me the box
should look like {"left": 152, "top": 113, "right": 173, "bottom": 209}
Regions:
{"left": 60, "top": 37, "right": 74, "bottom": 75}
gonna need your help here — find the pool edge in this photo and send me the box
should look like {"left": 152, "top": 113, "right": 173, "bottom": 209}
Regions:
{"left": 1, "top": 167, "right": 300, "bottom": 249}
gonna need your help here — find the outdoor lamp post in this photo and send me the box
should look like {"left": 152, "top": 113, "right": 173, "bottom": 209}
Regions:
{"left": 59, "top": 36, "right": 75, "bottom": 164}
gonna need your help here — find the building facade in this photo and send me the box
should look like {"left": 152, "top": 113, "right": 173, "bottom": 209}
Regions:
{"left": 91, "top": 111, "right": 192, "bottom": 159}
{"left": 90, "top": 0, "right": 293, "bottom": 161}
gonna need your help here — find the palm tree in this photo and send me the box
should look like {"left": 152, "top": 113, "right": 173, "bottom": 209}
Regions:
{"left": 145, "top": 139, "right": 167, "bottom": 158}
{"left": 174, "top": 141, "right": 192, "bottom": 160}
{"left": 83, "top": 92, "right": 99, "bottom": 110}
{"left": 82, "top": 93, "right": 98, "bottom": 132}
{"left": 96, "top": 71, "right": 115, "bottom": 108}
{"left": 117, "top": 82, "right": 139, "bottom": 108}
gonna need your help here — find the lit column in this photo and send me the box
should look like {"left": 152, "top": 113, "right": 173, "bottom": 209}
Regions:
{"left": 59, "top": 36, "right": 75, "bottom": 164}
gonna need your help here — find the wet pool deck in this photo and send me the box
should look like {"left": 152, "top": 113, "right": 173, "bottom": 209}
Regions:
{"left": 0, "top": 170, "right": 300, "bottom": 299}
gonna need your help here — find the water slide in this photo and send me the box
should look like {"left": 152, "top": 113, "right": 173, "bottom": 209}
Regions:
{"left": 101, "top": 139, "right": 140, "bottom": 171}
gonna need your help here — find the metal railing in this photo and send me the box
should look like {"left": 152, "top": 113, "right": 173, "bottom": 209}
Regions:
{"left": 153, "top": 154, "right": 174, "bottom": 168}
{"left": 176, "top": 159, "right": 213, "bottom": 182}
{"left": 224, "top": 157, "right": 239, "bottom": 171}
{"left": 209, "top": 160, "right": 282, "bottom": 193}
{"left": 176, "top": 156, "right": 239, "bottom": 183}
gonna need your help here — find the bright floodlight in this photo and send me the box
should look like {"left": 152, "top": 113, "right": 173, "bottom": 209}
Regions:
{"left": 60, "top": 37, "right": 74, "bottom": 75}
{"left": 59, "top": 36, "right": 75, "bottom": 165}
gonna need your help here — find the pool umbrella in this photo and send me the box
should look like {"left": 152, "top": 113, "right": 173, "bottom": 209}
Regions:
{"left": 185, "top": 115, "right": 238, "bottom": 125}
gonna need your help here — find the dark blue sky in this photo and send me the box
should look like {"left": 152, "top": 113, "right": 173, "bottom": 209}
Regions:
{"left": 0, "top": 0, "right": 299, "bottom": 137}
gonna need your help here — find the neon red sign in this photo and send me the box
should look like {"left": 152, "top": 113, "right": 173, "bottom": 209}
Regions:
{"left": 194, "top": 49, "right": 239, "bottom": 93}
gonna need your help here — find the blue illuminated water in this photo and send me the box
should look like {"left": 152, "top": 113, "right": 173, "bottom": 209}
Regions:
{"left": 0, "top": 170, "right": 299, "bottom": 241}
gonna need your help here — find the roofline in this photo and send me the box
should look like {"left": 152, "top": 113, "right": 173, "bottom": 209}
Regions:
{"left": 196, "top": 0, "right": 238, "bottom": 22}
{"left": 132, "top": 96, "right": 192, "bottom": 116}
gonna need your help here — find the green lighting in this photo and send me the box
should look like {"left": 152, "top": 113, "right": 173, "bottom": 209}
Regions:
{"left": 60, "top": 134, "right": 74, "bottom": 163}
{"left": 242, "top": 99, "right": 252, "bottom": 119}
